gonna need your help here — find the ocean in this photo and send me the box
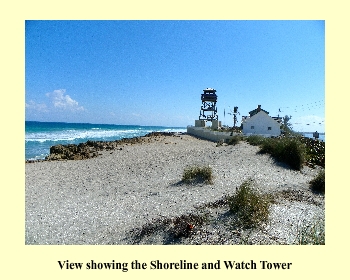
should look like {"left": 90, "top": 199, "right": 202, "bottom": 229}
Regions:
{"left": 25, "top": 121, "right": 187, "bottom": 160}
{"left": 25, "top": 121, "right": 325, "bottom": 161}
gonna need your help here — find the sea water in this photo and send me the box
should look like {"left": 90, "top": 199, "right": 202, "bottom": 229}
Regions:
{"left": 25, "top": 121, "right": 324, "bottom": 160}
{"left": 25, "top": 121, "right": 186, "bottom": 160}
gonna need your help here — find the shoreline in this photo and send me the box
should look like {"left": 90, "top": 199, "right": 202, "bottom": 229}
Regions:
{"left": 25, "top": 133, "right": 324, "bottom": 245}
{"left": 25, "top": 131, "right": 185, "bottom": 163}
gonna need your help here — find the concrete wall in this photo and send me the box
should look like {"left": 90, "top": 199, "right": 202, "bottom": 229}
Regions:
{"left": 211, "top": 120, "right": 220, "bottom": 129}
{"left": 187, "top": 126, "right": 240, "bottom": 142}
{"left": 195, "top": 120, "right": 221, "bottom": 129}
{"left": 195, "top": 120, "right": 206, "bottom": 127}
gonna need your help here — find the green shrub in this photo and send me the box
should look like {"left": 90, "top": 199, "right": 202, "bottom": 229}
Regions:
{"left": 182, "top": 165, "right": 213, "bottom": 184}
{"left": 246, "top": 135, "right": 266, "bottom": 146}
{"left": 228, "top": 180, "right": 271, "bottom": 228}
{"left": 302, "top": 137, "right": 325, "bottom": 168}
{"left": 227, "top": 135, "right": 243, "bottom": 145}
{"left": 309, "top": 170, "right": 325, "bottom": 193}
{"left": 260, "top": 137, "right": 306, "bottom": 170}
{"left": 296, "top": 218, "right": 325, "bottom": 245}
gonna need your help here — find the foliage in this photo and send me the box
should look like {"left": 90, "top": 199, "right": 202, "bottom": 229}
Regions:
{"left": 218, "top": 126, "right": 242, "bottom": 133}
{"left": 228, "top": 180, "right": 271, "bottom": 229}
{"left": 259, "top": 137, "right": 306, "bottom": 170}
{"left": 227, "top": 135, "right": 244, "bottom": 145}
{"left": 296, "top": 217, "right": 325, "bottom": 245}
{"left": 281, "top": 115, "right": 294, "bottom": 135}
{"left": 171, "top": 213, "right": 209, "bottom": 238}
{"left": 309, "top": 169, "right": 325, "bottom": 194}
{"left": 300, "top": 137, "right": 325, "bottom": 168}
{"left": 182, "top": 165, "right": 213, "bottom": 184}
{"left": 246, "top": 134, "right": 324, "bottom": 169}
{"left": 245, "top": 135, "right": 266, "bottom": 146}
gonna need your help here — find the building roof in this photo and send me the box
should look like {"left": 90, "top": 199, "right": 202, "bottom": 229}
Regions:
{"left": 249, "top": 105, "right": 269, "bottom": 117}
{"left": 203, "top": 88, "right": 216, "bottom": 93}
{"left": 242, "top": 105, "right": 282, "bottom": 124}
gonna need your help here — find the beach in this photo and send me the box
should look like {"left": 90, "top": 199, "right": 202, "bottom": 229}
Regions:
{"left": 25, "top": 133, "right": 324, "bottom": 245}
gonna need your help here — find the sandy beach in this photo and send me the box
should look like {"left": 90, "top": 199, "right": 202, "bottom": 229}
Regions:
{"left": 25, "top": 133, "right": 324, "bottom": 245}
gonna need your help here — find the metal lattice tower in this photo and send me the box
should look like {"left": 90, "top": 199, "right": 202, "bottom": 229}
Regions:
{"left": 199, "top": 88, "right": 218, "bottom": 121}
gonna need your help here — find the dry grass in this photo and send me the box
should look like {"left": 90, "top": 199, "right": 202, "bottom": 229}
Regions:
{"left": 295, "top": 217, "right": 325, "bottom": 245}
{"left": 309, "top": 170, "right": 325, "bottom": 194}
{"left": 227, "top": 180, "right": 271, "bottom": 229}
{"left": 182, "top": 165, "right": 213, "bottom": 184}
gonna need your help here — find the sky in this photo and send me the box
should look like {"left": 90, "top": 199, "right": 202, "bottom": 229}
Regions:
{"left": 25, "top": 20, "right": 325, "bottom": 132}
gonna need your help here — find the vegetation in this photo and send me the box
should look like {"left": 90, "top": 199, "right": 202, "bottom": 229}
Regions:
{"left": 246, "top": 135, "right": 266, "bottom": 146}
{"left": 245, "top": 134, "right": 325, "bottom": 170}
{"left": 309, "top": 170, "right": 325, "bottom": 194}
{"left": 182, "top": 165, "right": 213, "bottom": 184}
{"left": 227, "top": 135, "right": 244, "bottom": 145}
{"left": 215, "top": 126, "right": 242, "bottom": 133}
{"left": 259, "top": 137, "right": 306, "bottom": 170}
{"left": 300, "top": 137, "right": 325, "bottom": 168}
{"left": 280, "top": 114, "right": 324, "bottom": 168}
{"left": 171, "top": 213, "right": 209, "bottom": 238}
{"left": 281, "top": 115, "right": 296, "bottom": 136}
{"left": 227, "top": 180, "right": 271, "bottom": 229}
{"left": 130, "top": 178, "right": 324, "bottom": 245}
{"left": 130, "top": 213, "right": 209, "bottom": 243}
{"left": 214, "top": 113, "right": 324, "bottom": 170}
{"left": 295, "top": 217, "right": 325, "bottom": 245}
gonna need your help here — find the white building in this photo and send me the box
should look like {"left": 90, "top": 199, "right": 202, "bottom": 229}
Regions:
{"left": 242, "top": 105, "right": 282, "bottom": 137}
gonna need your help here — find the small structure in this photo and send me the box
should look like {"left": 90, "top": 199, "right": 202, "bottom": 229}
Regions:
{"left": 227, "top": 106, "right": 240, "bottom": 127}
{"left": 195, "top": 88, "right": 220, "bottom": 129}
{"left": 241, "top": 105, "right": 282, "bottom": 137}
{"left": 313, "top": 131, "right": 320, "bottom": 139}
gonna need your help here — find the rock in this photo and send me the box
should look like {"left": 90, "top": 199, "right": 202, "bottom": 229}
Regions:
{"left": 38, "top": 131, "right": 179, "bottom": 162}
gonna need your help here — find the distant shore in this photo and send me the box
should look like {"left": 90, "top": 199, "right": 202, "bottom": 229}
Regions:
{"left": 25, "top": 133, "right": 324, "bottom": 245}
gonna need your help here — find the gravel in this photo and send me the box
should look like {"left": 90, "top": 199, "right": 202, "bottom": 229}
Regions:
{"left": 25, "top": 134, "right": 324, "bottom": 245}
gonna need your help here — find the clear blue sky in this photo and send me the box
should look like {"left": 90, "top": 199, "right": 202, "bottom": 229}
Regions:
{"left": 25, "top": 20, "right": 325, "bottom": 132}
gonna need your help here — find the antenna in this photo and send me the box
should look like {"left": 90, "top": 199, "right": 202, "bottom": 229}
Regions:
{"left": 228, "top": 106, "right": 240, "bottom": 127}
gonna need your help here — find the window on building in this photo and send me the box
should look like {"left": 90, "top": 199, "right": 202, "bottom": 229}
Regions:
{"left": 251, "top": 126, "right": 254, "bottom": 129}
{"left": 268, "top": 127, "right": 272, "bottom": 130}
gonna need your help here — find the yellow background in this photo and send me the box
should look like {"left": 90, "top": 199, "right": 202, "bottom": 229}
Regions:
{"left": 1, "top": 1, "right": 347, "bottom": 279}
